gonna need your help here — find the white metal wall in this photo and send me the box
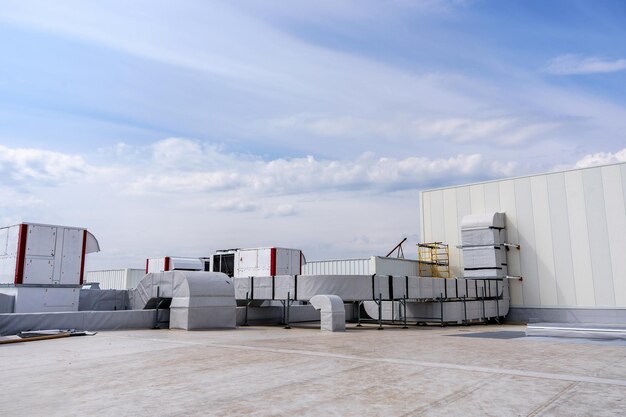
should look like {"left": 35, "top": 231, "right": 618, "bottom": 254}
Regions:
{"left": 421, "top": 162, "right": 626, "bottom": 309}
{"left": 86, "top": 269, "right": 145, "bottom": 290}
{"left": 301, "top": 258, "right": 371, "bottom": 275}
{"left": 301, "top": 257, "right": 423, "bottom": 276}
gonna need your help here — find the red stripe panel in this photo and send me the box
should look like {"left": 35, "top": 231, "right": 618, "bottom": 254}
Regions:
{"left": 164, "top": 256, "right": 171, "bottom": 271}
{"left": 14, "top": 224, "right": 28, "bottom": 284}
{"left": 270, "top": 248, "right": 276, "bottom": 276}
{"left": 145, "top": 258, "right": 149, "bottom": 274}
{"left": 79, "top": 230, "right": 87, "bottom": 285}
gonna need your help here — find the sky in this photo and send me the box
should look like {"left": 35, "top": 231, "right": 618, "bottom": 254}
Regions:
{"left": 0, "top": 0, "right": 625, "bottom": 270}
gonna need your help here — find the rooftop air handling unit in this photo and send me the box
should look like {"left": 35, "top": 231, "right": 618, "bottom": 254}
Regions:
{"left": 212, "top": 247, "right": 304, "bottom": 278}
{"left": 0, "top": 222, "right": 100, "bottom": 313}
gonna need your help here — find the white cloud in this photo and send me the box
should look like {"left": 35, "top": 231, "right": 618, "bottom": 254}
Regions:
{"left": 209, "top": 199, "right": 260, "bottom": 213}
{"left": 4, "top": 140, "right": 515, "bottom": 196}
{"left": 571, "top": 148, "right": 626, "bottom": 168}
{"left": 124, "top": 138, "right": 515, "bottom": 196}
{"left": 545, "top": 54, "right": 626, "bottom": 75}
{"left": 265, "top": 204, "right": 298, "bottom": 218}
{"left": 0, "top": 145, "right": 88, "bottom": 185}
{"left": 267, "top": 114, "right": 559, "bottom": 146}
{"left": 9, "top": 139, "right": 623, "bottom": 271}
{"left": 410, "top": 117, "right": 558, "bottom": 145}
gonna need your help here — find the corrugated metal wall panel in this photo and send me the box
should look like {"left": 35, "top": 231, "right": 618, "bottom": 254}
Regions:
{"left": 484, "top": 182, "right": 501, "bottom": 213}
{"left": 301, "top": 259, "right": 371, "bottom": 275}
{"left": 87, "top": 270, "right": 125, "bottom": 289}
{"left": 546, "top": 173, "right": 577, "bottom": 306}
{"left": 127, "top": 269, "right": 146, "bottom": 289}
{"left": 469, "top": 184, "right": 485, "bottom": 214}
{"left": 430, "top": 191, "right": 446, "bottom": 242}
{"left": 454, "top": 187, "right": 472, "bottom": 278}
{"left": 86, "top": 269, "right": 145, "bottom": 290}
{"left": 422, "top": 192, "right": 432, "bottom": 242}
{"left": 419, "top": 191, "right": 425, "bottom": 247}
{"left": 442, "top": 188, "right": 461, "bottom": 277}
{"left": 621, "top": 164, "right": 626, "bottom": 210}
{"left": 583, "top": 169, "right": 616, "bottom": 306}
{"left": 499, "top": 179, "right": 523, "bottom": 306}
{"left": 301, "top": 257, "right": 424, "bottom": 277}
{"left": 564, "top": 170, "right": 596, "bottom": 306}
{"left": 530, "top": 176, "right": 558, "bottom": 306}
{"left": 602, "top": 165, "right": 626, "bottom": 307}
{"left": 514, "top": 177, "right": 541, "bottom": 306}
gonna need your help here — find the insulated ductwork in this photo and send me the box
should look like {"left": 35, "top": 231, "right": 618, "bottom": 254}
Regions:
{"left": 309, "top": 295, "right": 345, "bottom": 332}
{"left": 130, "top": 271, "right": 236, "bottom": 329}
{"left": 234, "top": 274, "right": 509, "bottom": 324}
{"left": 460, "top": 212, "right": 507, "bottom": 278}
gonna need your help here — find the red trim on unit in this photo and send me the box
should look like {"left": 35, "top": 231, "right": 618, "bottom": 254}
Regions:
{"left": 145, "top": 258, "right": 150, "bottom": 274}
{"left": 299, "top": 251, "right": 302, "bottom": 275}
{"left": 79, "top": 230, "right": 87, "bottom": 285}
{"left": 270, "top": 248, "right": 276, "bottom": 276}
{"left": 14, "top": 224, "right": 28, "bottom": 284}
{"left": 164, "top": 256, "right": 171, "bottom": 271}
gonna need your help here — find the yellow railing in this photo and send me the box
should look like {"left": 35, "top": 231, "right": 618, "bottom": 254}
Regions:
{"left": 417, "top": 242, "right": 450, "bottom": 278}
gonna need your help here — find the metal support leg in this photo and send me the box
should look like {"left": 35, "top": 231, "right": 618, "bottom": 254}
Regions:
{"left": 462, "top": 296, "right": 468, "bottom": 325}
{"left": 243, "top": 291, "right": 250, "bottom": 326}
{"left": 284, "top": 292, "right": 292, "bottom": 329}
{"left": 439, "top": 292, "right": 444, "bottom": 327}
{"left": 356, "top": 301, "right": 362, "bottom": 327}
{"left": 377, "top": 293, "right": 383, "bottom": 330}
{"left": 481, "top": 287, "right": 486, "bottom": 324}
{"left": 495, "top": 281, "right": 500, "bottom": 324}
{"left": 280, "top": 300, "right": 285, "bottom": 323}
{"left": 402, "top": 295, "right": 408, "bottom": 329}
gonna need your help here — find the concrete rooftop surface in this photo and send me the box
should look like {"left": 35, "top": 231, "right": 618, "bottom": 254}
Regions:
{"left": 1, "top": 324, "right": 625, "bottom": 416}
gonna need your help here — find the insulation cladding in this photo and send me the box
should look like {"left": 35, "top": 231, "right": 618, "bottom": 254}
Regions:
{"left": 420, "top": 161, "right": 626, "bottom": 321}
{"left": 86, "top": 269, "right": 146, "bottom": 290}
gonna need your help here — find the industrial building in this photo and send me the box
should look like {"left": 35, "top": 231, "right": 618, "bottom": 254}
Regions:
{"left": 2, "top": 162, "right": 625, "bottom": 329}
{"left": 1, "top": 164, "right": 625, "bottom": 417}
{"left": 421, "top": 161, "right": 626, "bottom": 324}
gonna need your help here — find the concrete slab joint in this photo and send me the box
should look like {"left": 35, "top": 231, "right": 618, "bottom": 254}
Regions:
{"left": 309, "top": 294, "right": 346, "bottom": 332}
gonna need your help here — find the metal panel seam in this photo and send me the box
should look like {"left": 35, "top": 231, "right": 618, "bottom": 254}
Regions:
{"left": 14, "top": 224, "right": 28, "bottom": 284}
{"left": 545, "top": 175, "right": 561, "bottom": 305}
{"left": 79, "top": 230, "right": 87, "bottom": 285}
{"left": 557, "top": 173, "right": 578, "bottom": 305}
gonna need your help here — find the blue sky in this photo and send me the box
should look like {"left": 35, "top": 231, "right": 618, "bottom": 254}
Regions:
{"left": 0, "top": 0, "right": 625, "bottom": 269}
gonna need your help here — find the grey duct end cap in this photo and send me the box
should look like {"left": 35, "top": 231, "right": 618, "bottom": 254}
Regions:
{"left": 460, "top": 212, "right": 506, "bottom": 230}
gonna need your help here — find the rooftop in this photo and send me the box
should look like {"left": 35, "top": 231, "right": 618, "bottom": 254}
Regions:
{"left": 2, "top": 324, "right": 625, "bottom": 416}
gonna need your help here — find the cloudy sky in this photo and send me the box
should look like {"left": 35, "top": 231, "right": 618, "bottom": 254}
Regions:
{"left": 1, "top": 0, "right": 625, "bottom": 270}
